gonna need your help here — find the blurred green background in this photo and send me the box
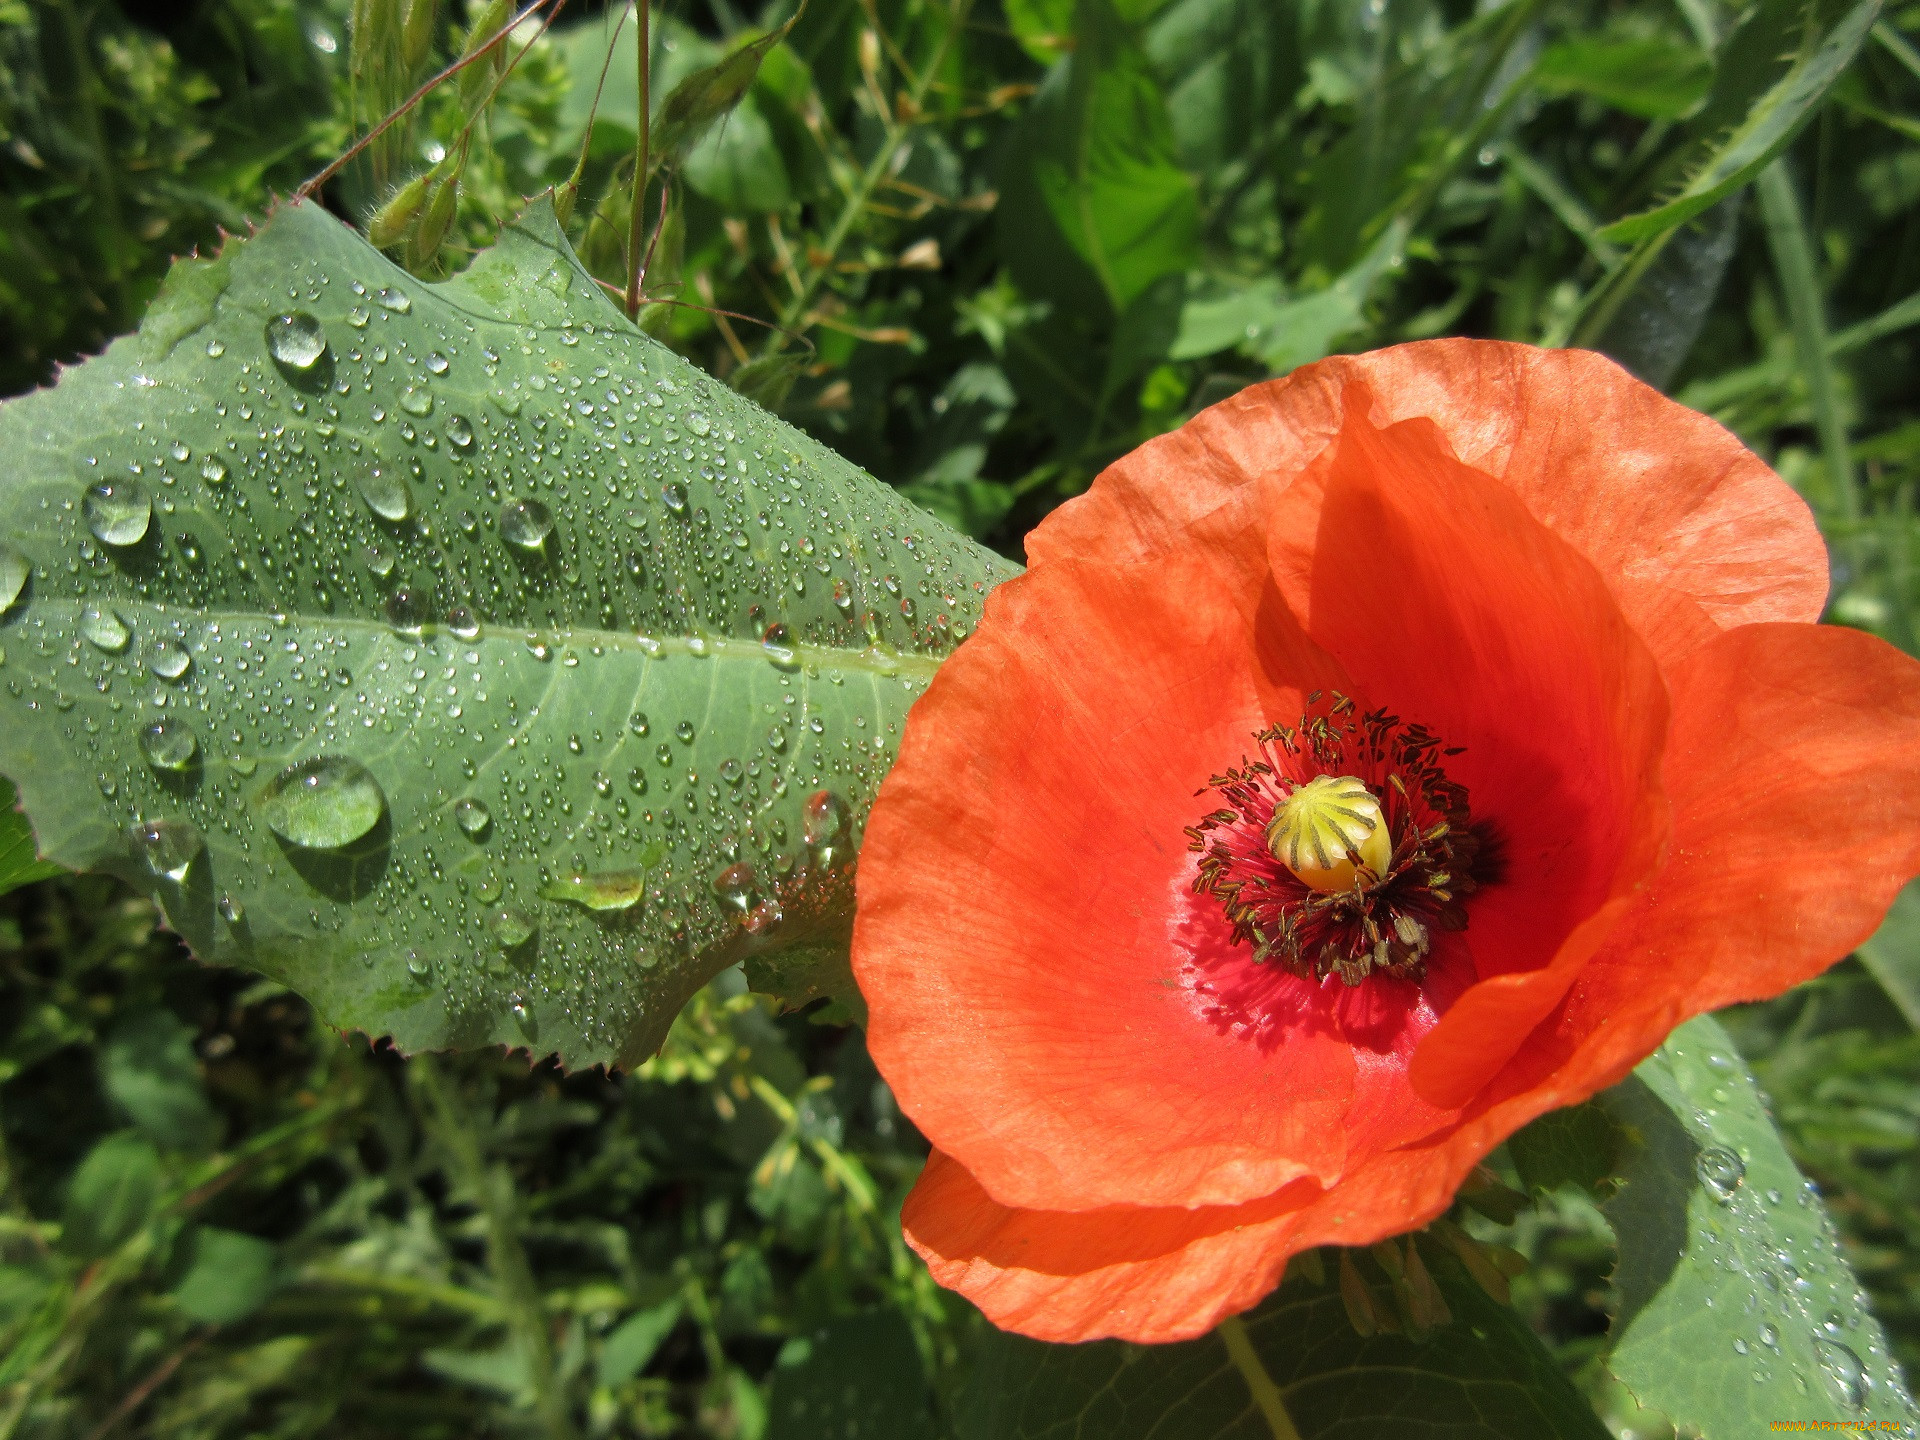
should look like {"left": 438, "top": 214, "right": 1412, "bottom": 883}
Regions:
{"left": 3, "top": 0, "right": 1920, "bottom": 1434}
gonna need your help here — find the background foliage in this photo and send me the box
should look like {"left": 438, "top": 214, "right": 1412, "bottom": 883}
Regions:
{"left": 4, "top": 0, "right": 1920, "bottom": 1435}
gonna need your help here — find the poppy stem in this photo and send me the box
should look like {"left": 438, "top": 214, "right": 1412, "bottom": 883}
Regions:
{"left": 1217, "top": 1315, "right": 1303, "bottom": 1440}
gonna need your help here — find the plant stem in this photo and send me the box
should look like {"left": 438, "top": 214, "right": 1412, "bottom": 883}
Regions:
{"left": 626, "top": 0, "right": 651, "bottom": 319}
{"left": 1757, "top": 159, "right": 1860, "bottom": 523}
{"left": 760, "top": 0, "right": 972, "bottom": 353}
{"left": 414, "top": 1057, "right": 576, "bottom": 1440}
{"left": 1218, "top": 1315, "right": 1303, "bottom": 1440}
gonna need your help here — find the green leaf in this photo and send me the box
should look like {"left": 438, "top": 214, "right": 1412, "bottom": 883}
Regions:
{"left": 0, "top": 197, "right": 1014, "bottom": 1069}
{"left": 60, "top": 1130, "right": 163, "bottom": 1260}
{"left": 1508, "top": 1100, "right": 1625, "bottom": 1197}
{"left": 169, "top": 1226, "right": 280, "bottom": 1324}
{"left": 1597, "top": 1014, "right": 1917, "bottom": 1432}
{"left": 766, "top": 1309, "right": 937, "bottom": 1439}
{"left": 102, "top": 1008, "right": 222, "bottom": 1154}
{"left": 1856, "top": 880, "right": 1920, "bottom": 1030}
{"left": 1534, "top": 36, "right": 1713, "bottom": 120}
{"left": 597, "top": 1295, "right": 685, "bottom": 1388}
{"left": 957, "top": 1249, "right": 1609, "bottom": 1439}
{"left": 1596, "top": 0, "right": 1879, "bottom": 245}
{"left": 0, "top": 776, "right": 63, "bottom": 897}
{"left": 1021, "top": 0, "right": 1202, "bottom": 313}
{"left": 1587, "top": 196, "right": 1742, "bottom": 386}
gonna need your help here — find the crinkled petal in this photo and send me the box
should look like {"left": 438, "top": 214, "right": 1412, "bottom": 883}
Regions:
{"left": 1032, "top": 342, "right": 1826, "bottom": 668}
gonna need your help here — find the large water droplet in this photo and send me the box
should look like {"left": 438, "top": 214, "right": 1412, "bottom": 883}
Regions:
{"left": 78, "top": 603, "right": 130, "bottom": 652}
{"left": 804, "top": 789, "right": 850, "bottom": 868}
{"left": 452, "top": 797, "right": 491, "bottom": 838}
{"left": 761, "top": 622, "right": 799, "bottom": 671}
{"left": 259, "top": 756, "right": 388, "bottom": 848}
{"left": 376, "top": 286, "right": 412, "bottom": 313}
{"left": 83, "top": 478, "right": 151, "bottom": 546}
{"left": 200, "top": 456, "right": 229, "bottom": 485}
{"left": 146, "top": 638, "right": 191, "bottom": 680}
{"left": 1814, "top": 1338, "right": 1869, "bottom": 1410}
{"left": 489, "top": 907, "right": 536, "bottom": 948}
{"left": 447, "top": 605, "right": 480, "bottom": 640}
{"left": 385, "top": 587, "right": 428, "bottom": 636}
{"left": 499, "top": 498, "right": 553, "bottom": 551}
{"left": 0, "top": 543, "right": 27, "bottom": 612}
{"left": 138, "top": 717, "right": 198, "bottom": 771}
{"left": 129, "top": 818, "right": 202, "bottom": 882}
{"left": 713, "top": 861, "right": 757, "bottom": 912}
{"left": 1696, "top": 1146, "right": 1745, "bottom": 1202}
{"left": 265, "top": 311, "right": 328, "bottom": 372}
{"left": 687, "top": 409, "right": 711, "bottom": 436}
{"left": 539, "top": 869, "right": 645, "bottom": 911}
{"left": 661, "top": 482, "right": 688, "bottom": 516}
{"left": 399, "top": 385, "right": 433, "bottom": 417}
{"left": 357, "top": 468, "right": 413, "bottom": 522}
{"left": 445, "top": 414, "right": 474, "bottom": 450}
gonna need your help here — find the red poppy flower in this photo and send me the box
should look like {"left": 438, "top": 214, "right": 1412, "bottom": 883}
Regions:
{"left": 851, "top": 340, "right": 1920, "bottom": 1345}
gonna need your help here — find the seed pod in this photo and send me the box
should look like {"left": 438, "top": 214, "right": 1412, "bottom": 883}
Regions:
{"left": 410, "top": 164, "right": 461, "bottom": 269}
{"left": 401, "top": 0, "right": 436, "bottom": 72}
{"left": 459, "top": 0, "right": 512, "bottom": 104}
{"left": 368, "top": 172, "right": 430, "bottom": 248}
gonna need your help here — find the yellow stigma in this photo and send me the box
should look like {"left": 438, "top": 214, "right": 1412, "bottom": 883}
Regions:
{"left": 1266, "top": 775, "right": 1392, "bottom": 893}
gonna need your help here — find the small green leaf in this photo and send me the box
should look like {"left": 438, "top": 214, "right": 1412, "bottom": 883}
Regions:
{"left": 169, "top": 1227, "right": 280, "bottom": 1323}
{"left": 102, "top": 1008, "right": 222, "bottom": 1154}
{"left": 1534, "top": 36, "right": 1713, "bottom": 120}
{"left": 60, "top": 1130, "right": 163, "bottom": 1260}
{"left": 1856, "top": 880, "right": 1920, "bottom": 1030}
{"left": 957, "top": 1248, "right": 1608, "bottom": 1439}
{"left": 0, "top": 777, "right": 63, "bottom": 897}
{"left": 0, "top": 196, "right": 1014, "bottom": 1069}
{"left": 1597, "top": 0, "right": 1878, "bottom": 245}
{"left": 597, "top": 1296, "right": 685, "bottom": 1388}
{"left": 1597, "top": 1014, "right": 1916, "bottom": 1432}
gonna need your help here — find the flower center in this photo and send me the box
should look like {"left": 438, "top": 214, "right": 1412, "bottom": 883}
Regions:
{"left": 1187, "top": 693, "right": 1484, "bottom": 986}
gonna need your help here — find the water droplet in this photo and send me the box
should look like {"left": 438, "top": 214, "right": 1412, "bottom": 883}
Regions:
{"left": 265, "top": 311, "right": 328, "bottom": 372}
{"left": 399, "top": 385, "right": 433, "bottom": 417}
{"left": 687, "top": 409, "right": 711, "bottom": 436}
{"left": 674, "top": 720, "right": 695, "bottom": 744}
{"left": 1759, "top": 1324, "right": 1778, "bottom": 1348}
{"left": 83, "top": 478, "right": 151, "bottom": 546}
{"left": 628, "top": 711, "right": 649, "bottom": 736}
{"left": 78, "top": 602, "right": 130, "bottom": 652}
{"left": 385, "top": 587, "right": 428, "bottom": 636}
{"left": 200, "top": 456, "right": 229, "bottom": 485}
{"left": 713, "top": 861, "right": 757, "bottom": 912}
{"left": 362, "top": 543, "right": 395, "bottom": 579}
{"left": 0, "top": 544, "right": 27, "bottom": 612}
{"left": 357, "top": 468, "right": 413, "bottom": 522}
{"left": 499, "top": 498, "right": 553, "bottom": 551}
{"left": 1814, "top": 1338, "right": 1869, "bottom": 1410}
{"left": 129, "top": 818, "right": 201, "bottom": 882}
{"left": 376, "top": 286, "right": 412, "bottom": 313}
{"left": 539, "top": 869, "right": 645, "bottom": 911}
{"left": 447, "top": 605, "right": 480, "bottom": 640}
{"left": 425, "top": 351, "right": 450, "bottom": 375}
{"left": 804, "top": 789, "right": 850, "bottom": 867}
{"left": 661, "top": 482, "right": 688, "bottom": 516}
{"left": 1696, "top": 1146, "right": 1745, "bottom": 1202}
{"left": 259, "top": 755, "right": 388, "bottom": 849}
{"left": 138, "top": 716, "right": 198, "bottom": 771}
{"left": 146, "top": 638, "right": 191, "bottom": 680}
{"left": 452, "top": 797, "right": 491, "bottom": 838}
{"left": 218, "top": 893, "right": 245, "bottom": 925}
{"left": 445, "top": 414, "right": 474, "bottom": 449}
{"left": 831, "top": 578, "right": 854, "bottom": 616}
{"left": 407, "top": 952, "right": 431, "bottom": 982}
{"left": 489, "top": 907, "right": 536, "bottom": 948}
{"left": 510, "top": 993, "right": 533, "bottom": 1030}
{"left": 761, "top": 622, "right": 799, "bottom": 671}
{"left": 719, "top": 759, "right": 743, "bottom": 786}
{"left": 1733, "top": 1338, "right": 1749, "bottom": 1356}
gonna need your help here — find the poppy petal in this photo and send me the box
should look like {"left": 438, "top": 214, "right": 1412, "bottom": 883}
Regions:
{"left": 858, "top": 545, "right": 1405, "bottom": 1213}
{"left": 1031, "top": 342, "right": 1826, "bottom": 667}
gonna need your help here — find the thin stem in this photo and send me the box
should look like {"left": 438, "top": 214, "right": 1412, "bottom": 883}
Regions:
{"left": 760, "top": 0, "right": 972, "bottom": 354}
{"left": 415, "top": 1057, "right": 576, "bottom": 1440}
{"left": 1218, "top": 1316, "right": 1303, "bottom": 1440}
{"left": 625, "top": 1, "right": 651, "bottom": 320}
{"left": 1757, "top": 160, "right": 1860, "bottom": 522}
